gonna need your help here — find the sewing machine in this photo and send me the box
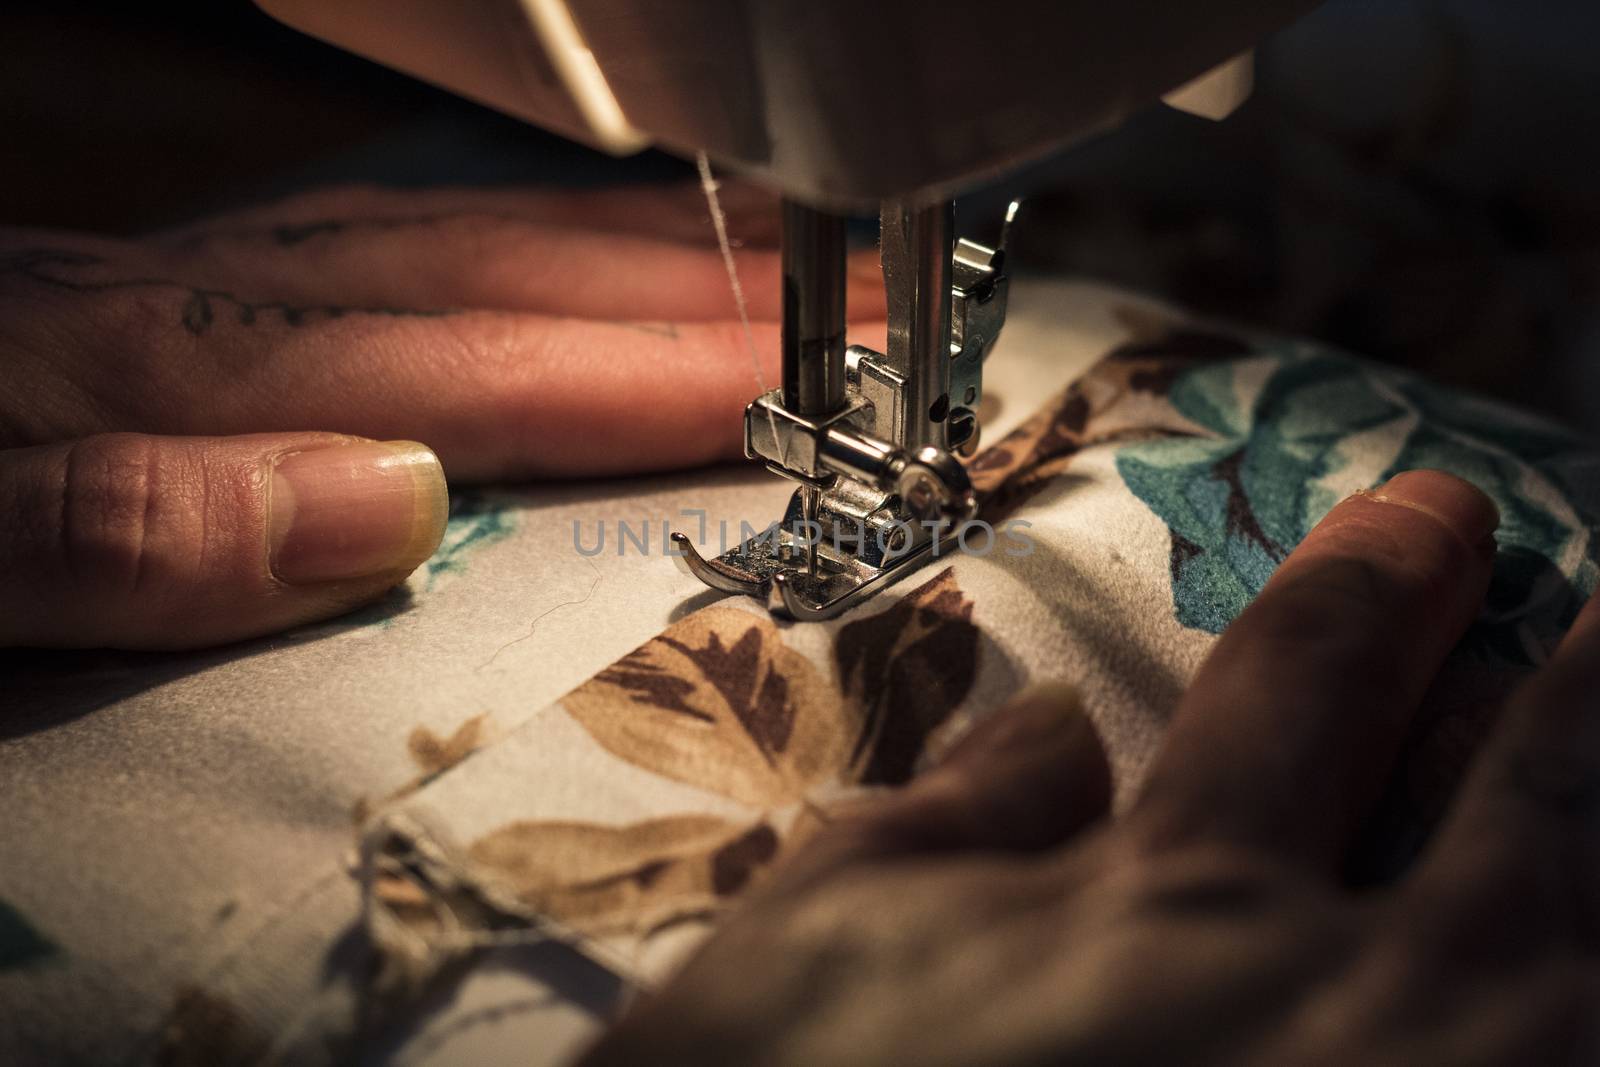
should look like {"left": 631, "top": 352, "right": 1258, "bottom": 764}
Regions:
{"left": 259, "top": 0, "right": 1319, "bottom": 619}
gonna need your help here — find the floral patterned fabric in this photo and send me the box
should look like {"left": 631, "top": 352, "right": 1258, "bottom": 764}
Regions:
{"left": 357, "top": 318, "right": 1597, "bottom": 1063}
{"left": 1116, "top": 340, "right": 1600, "bottom": 659}
{"left": 3, "top": 284, "right": 1596, "bottom": 1065}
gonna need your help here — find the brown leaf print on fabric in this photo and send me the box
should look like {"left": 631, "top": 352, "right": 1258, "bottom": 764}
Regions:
{"left": 495, "top": 573, "right": 981, "bottom": 935}
{"left": 837, "top": 568, "right": 981, "bottom": 785}
{"left": 467, "top": 816, "right": 778, "bottom": 935}
{"left": 408, "top": 714, "right": 488, "bottom": 778}
{"left": 661, "top": 629, "right": 794, "bottom": 762}
{"left": 593, "top": 647, "right": 708, "bottom": 723}
{"left": 710, "top": 823, "right": 782, "bottom": 895}
{"left": 564, "top": 607, "right": 849, "bottom": 807}
{"left": 353, "top": 713, "right": 491, "bottom": 825}
{"left": 966, "top": 379, "right": 1103, "bottom": 520}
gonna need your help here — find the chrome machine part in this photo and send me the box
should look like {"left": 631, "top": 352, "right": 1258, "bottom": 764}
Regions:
{"left": 781, "top": 201, "right": 849, "bottom": 416}
{"left": 780, "top": 201, "right": 848, "bottom": 577}
{"left": 947, "top": 198, "right": 1017, "bottom": 454}
{"left": 882, "top": 199, "right": 955, "bottom": 452}
{"left": 674, "top": 198, "right": 1010, "bottom": 621}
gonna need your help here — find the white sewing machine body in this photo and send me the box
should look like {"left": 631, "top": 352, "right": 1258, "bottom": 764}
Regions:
{"left": 258, "top": 0, "right": 1319, "bottom": 619}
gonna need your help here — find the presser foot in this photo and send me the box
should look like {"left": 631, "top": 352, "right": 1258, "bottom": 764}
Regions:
{"left": 671, "top": 491, "right": 956, "bottom": 622}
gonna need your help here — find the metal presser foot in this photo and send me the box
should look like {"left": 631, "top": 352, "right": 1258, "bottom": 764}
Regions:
{"left": 672, "top": 444, "right": 978, "bottom": 621}
{"left": 675, "top": 197, "right": 1017, "bottom": 621}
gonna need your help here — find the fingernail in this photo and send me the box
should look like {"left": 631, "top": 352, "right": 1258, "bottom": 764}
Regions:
{"left": 1366, "top": 470, "right": 1501, "bottom": 557}
{"left": 269, "top": 441, "right": 448, "bottom": 584}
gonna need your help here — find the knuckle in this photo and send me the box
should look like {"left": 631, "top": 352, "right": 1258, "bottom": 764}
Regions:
{"left": 58, "top": 433, "right": 168, "bottom": 594}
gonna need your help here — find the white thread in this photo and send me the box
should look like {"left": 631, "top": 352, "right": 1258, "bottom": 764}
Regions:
{"left": 477, "top": 554, "right": 601, "bottom": 671}
{"left": 696, "top": 152, "right": 786, "bottom": 467}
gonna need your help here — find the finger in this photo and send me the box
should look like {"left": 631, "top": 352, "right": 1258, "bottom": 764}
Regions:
{"left": 776, "top": 685, "right": 1112, "bottom": 890}
{"left": 152, "top": 181, "right": 784, "bottom": 249}
{"left": 1412, "top": 588, "right": 1600, "bottom": 952}
{"left": 1131, "top": 470, "right": 1501, "bottom": 870}
{"left": 0, "top": 432, "right": 447, "bottom": 650}
{"left": 33, "top": 280, "right": 888, "bottom": 480}
{"left": 145, "top": 220, "right": 886, "bottom": 325}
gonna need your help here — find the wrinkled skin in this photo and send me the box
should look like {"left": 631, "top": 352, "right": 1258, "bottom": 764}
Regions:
{"left": 0, "top": 182, "right": 885, "bottom": 648}
{"left": 584, "top": 473, "right": 1599, "bottom": 1066}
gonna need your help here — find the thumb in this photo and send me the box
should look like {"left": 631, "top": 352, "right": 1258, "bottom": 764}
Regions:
{"left": 0, "top": 432, "right": 448, "bottom": 649}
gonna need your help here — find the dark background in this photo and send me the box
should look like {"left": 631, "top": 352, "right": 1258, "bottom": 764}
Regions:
{"left": 5, "top": 0, "right": 1598, "bottom": 431}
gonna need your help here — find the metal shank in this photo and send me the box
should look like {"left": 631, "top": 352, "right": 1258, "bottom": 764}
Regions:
{"left": 781, "top": 200, "right": 848, "bottom": 415}
{"left": 881, "top": 199, "right": 954, "bottom": 450}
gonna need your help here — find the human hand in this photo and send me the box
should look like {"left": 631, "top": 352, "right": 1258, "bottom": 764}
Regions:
{"left": 582, "top": 470, "right": 1598, "bottom": 1066}
{"left": 0, "top": 182, "right": 885, "bottom": 649}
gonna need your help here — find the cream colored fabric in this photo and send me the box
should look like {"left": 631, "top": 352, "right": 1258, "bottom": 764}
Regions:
{"left": 4, "top": 277, "right": 1596, "bottom": 1065}
{"left": 0, "top": 279, "right": 1125, "bottom": 1063}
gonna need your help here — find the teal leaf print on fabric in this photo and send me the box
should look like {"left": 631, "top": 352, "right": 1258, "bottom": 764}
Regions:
{"left": 424, "top": 490, "right": 516, "bottom": 589}
{"left": 1118, "top": 344, "right": 1598, "bottom": 663}
{"left": 0, "top": 898, "right": 58, "bottom": 970}
{"left": 1383, "top": 382, "right": 1599, "bottom": 662}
